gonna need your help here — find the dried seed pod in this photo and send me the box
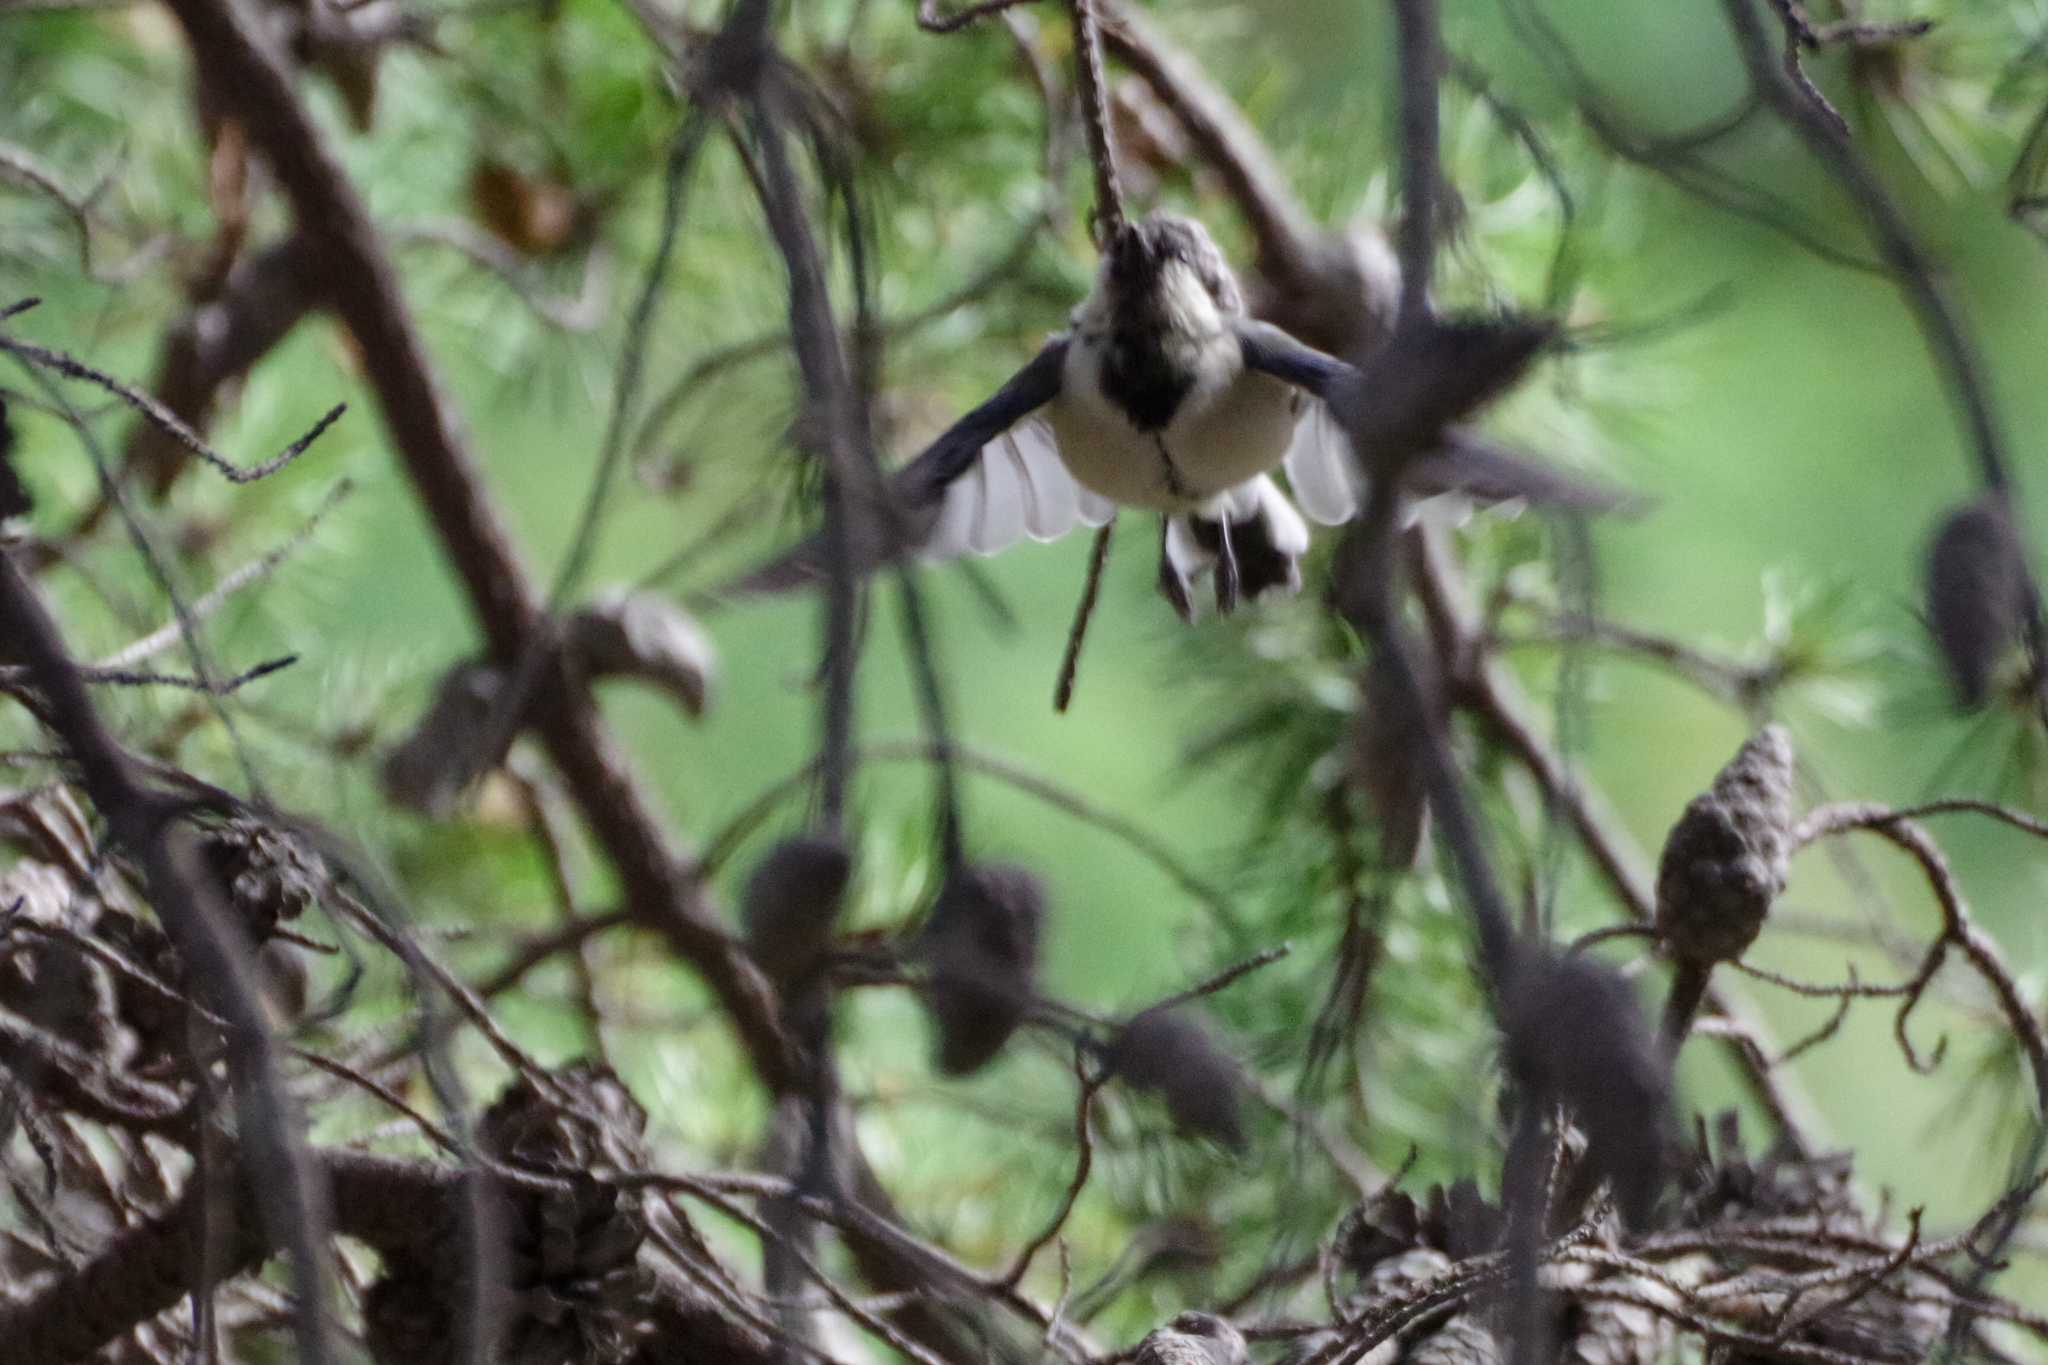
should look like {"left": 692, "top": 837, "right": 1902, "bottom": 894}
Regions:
{"left": 1925, "top": 496, "right": 2027, "bottom": 708}
{"left": 919, "top": 862, "right": 1045, "bottom": 1074}
{"left": 566, "top": 588, "right": 717, "bottom": 717}
{"left": 1104, "top": 1006, "right": 1248, "bottom": 1152}
{"left": 380, "top": 661, "right": 511, "bottom": 817}
{"left": 1134, "top": 1311, "right": 1249, "bottom": 1365}
{"left": 1501, "top": 948, "right": 1671, "bottom": 1226}
{"left": 1654, "top": 725, "right": 1794, "bottom": 969}
{"left": 740, "top": 835, "right": 852, "bottom": 989}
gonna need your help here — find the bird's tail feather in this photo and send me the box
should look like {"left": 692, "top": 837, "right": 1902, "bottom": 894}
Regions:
{"left": 1159, "top": 477, "right": 1309, "bottom": 621}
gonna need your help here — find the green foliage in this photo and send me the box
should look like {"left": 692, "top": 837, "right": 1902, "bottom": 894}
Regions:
{"left": 5, "top": 0, "right": 2048, "bottom": 1351}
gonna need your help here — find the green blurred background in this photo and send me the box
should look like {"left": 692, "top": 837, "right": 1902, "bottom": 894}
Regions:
{"left": 5, "top": 0, "right": 2047, "bottom": 1332}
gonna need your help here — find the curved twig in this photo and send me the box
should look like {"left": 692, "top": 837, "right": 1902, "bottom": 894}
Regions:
{"left": 1791, "top": 802, "right": 2048, "bottom": 1116}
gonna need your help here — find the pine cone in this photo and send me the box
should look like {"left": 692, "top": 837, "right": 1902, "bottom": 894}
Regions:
{"left": 740, "top": 835, "right": 851, "bottom": 990}
{"left": 1925, "top": 496, "right": 2027, "bottom": 708}
{"left": 198, "top": 815, "right": 327, "bottom": 939}
{"left": 1654, "top": 725, "right": 1794, "bottom": 968}
{"left": 920, "top": 862, "right": 1045, "bottom": 1074}
{"left": 497, "top": 1172, "right": 648, "bottom": 1365}
{"left": 1682, "top": 1112, "right": 1945, "bottom": 1365}
{"left": 1338, "top": 1182, "right": 1504, "bottom": 1281}
{"left": 479, "top": 1062, "right": 649, "bottom": 1176}
{"left": 1104, "top": 1007, "right": 1247, "bottom": 1151}
{"left": 367, "top": 1068, "right": 653, "bottom": 1365}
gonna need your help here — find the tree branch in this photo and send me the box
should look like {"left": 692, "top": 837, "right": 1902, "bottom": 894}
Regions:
{"left": 156, "top": 0, "right": 798, "bottom": 1091}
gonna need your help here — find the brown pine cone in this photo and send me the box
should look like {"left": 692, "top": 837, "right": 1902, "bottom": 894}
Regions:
{"left": 920, "top": 862, "right": 1045, "bottom": 1074}
{"left": 198, "top": 814, "right": 328, "bottom": 939}
{"left": 1654, "top": 725, "right": 1794, "bottom": 968}
{"left": 1104, "top": 1007, "right": 1247, "bottom": 1151}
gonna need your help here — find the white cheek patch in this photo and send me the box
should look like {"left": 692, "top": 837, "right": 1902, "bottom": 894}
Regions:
{"left": 1158, "top": 262, "right": 1224, "bottom": 339}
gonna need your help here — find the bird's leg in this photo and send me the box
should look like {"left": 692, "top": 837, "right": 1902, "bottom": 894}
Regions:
{"left": 1151, "top": 434, "right": 1194, "bottom": 501}
{"left": 1213, "top": 515, "right": 1241, "bottom": 615}
{"left": 1156, "top": 518, "right": 1198, "bottom": 623}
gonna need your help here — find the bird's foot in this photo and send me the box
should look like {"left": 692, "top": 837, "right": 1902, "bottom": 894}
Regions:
{"left": 1157, "top": 522, "right": 1198, "bottom": 624}
{"left": 1213, "top": 516, "right": 1241, "bottom": 615}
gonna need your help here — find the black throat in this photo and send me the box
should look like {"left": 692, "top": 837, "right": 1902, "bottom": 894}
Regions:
{"left": 1099, "top": 306, "right": 1196, "bottom": 433}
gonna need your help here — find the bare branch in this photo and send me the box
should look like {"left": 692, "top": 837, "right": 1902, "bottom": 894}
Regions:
{"left": 0, "top": 332, "right": 345, "bottom": 487}
{"left": 0, "top": 552, "right": 337, "bottom": 1365}
{"left": 157, "top": 0, "right": 798, "bottom": 1093}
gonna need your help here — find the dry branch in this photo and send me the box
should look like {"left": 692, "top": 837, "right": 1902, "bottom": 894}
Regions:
{"left": 154, "top": 0, "right": 798, "bottom": 1094}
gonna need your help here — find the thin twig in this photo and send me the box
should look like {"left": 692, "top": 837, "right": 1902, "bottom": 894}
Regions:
{"left": 1054, "top": 520, "right": 1115, "bottom": 713}
{"left": 98, "top": 479, "right": 355, "bottom": 670}
{"left": 1791, "top": 802, "right": 2048, "bottom": 1117}
{"left": 1068, "top": 0, "right": 1126, "bottom": 242}
{"left": 998, "top": 1044, "right": 1106, "bottom": 1287}
{"left": 0, "top": 334, "right": 342, "bottom": 486}
{"left": 0, "top": 553, "right": 337, "bottom": 1365}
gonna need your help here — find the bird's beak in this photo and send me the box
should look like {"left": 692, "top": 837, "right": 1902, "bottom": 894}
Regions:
{"left": 1108, "top": 223, "right": 1154, "bottom": 289}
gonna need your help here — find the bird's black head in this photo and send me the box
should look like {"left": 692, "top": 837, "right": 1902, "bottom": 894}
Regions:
{"left": 1102, "top": 212, "right": 1242, "bottom": 317}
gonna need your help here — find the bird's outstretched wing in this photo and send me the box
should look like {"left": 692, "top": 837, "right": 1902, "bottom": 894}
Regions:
{"left": 919, "top": 414, "right": 1115, "bottom": 559}
{"left": 1233, "top": 315, "right": 1637, "bottom": 520}
{"left": 1234, "top": 318, "right": 1368, "bottom": 525}
{"left": 726, "top": 338, "right": 1082, "bottom": 594}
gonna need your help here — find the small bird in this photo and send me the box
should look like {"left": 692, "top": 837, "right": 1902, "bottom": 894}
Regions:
{"left": 737, "top": 210, "right": 1609, "bottom": 617}
{"left": 1135, "top": 1311, "right": 1250, "bottom": 1365}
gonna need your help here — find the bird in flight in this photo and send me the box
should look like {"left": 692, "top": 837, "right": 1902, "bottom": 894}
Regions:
{"left": 735, "top": 210, "right": 1614, "bottom": 618}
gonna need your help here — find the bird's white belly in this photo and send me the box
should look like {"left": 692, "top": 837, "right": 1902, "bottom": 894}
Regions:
{"left": 1044, "top": 371, "right": 1299, "bottom": 514}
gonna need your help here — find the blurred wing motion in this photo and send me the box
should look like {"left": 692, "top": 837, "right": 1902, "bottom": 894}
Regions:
{"left": 726, "top": 315, "right": 1636, "bottom": 603}
{"left": 726, "top": 339, "right": 1070, "bottom": 594}
{"left": 1235, "top": 315, "right": 1638, "bottom": 519}
{"left": 1278, "top": 396, "right": 1360, "bottom": 525}
{"left": 920, "top": 416, "right": 1115, "bottom": 560}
